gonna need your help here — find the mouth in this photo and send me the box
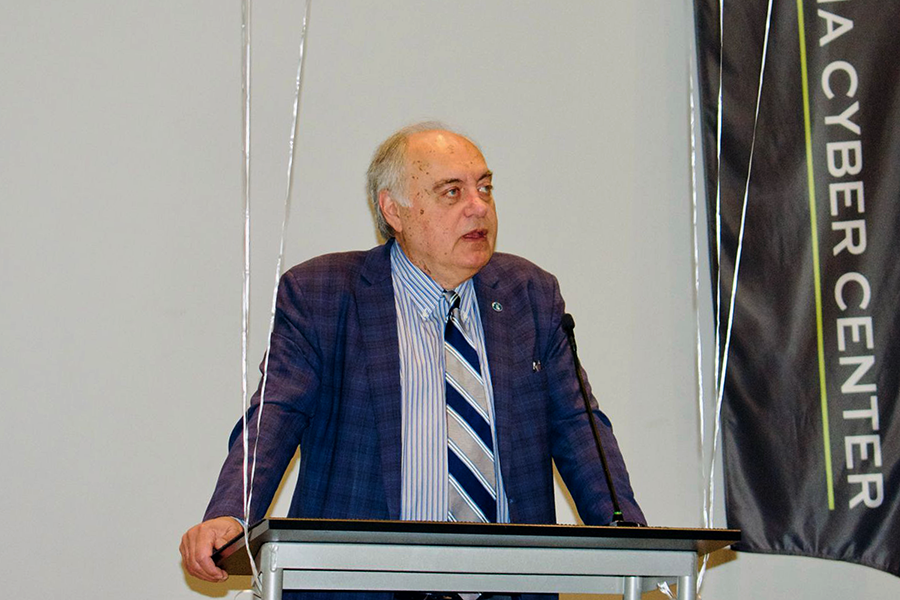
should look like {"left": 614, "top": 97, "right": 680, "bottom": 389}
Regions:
{"left": 462, "top": 228, "right": 488, "bottom": 241}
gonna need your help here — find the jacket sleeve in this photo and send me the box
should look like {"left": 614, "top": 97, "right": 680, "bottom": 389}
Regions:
{"left": 204, "top": 268, "right": 322, "bottom": 523}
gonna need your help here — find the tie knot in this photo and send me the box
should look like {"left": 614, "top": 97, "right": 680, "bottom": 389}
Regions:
{"left": 444, "top": 291, "right": 461, "bottom": 315}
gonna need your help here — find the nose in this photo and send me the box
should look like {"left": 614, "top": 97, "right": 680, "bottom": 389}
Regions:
{"left": 464, "top": 187, "right": 490, "bottom": 217}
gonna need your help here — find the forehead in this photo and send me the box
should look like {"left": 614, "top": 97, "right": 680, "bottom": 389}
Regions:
{"left": 404, "top": 131, "right": 488, "bottom": 179}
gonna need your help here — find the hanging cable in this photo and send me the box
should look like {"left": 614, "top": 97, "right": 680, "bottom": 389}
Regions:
{"left": 238, "top": 0, "right": 313, "bottom": 588}
{"left": 685, "top": 0, "right": 712, "bottom": 593}
{"left": 248, "top": 0, "right": 313, "bottom": 519}
{"left": 697, "top": 0, "right": 776, "bottom": 593}
{"left": 238, "top": 0, "right": 259, "bottom": 586}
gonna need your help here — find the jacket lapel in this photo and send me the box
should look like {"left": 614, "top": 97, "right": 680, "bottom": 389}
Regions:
{"left": 357, "top": 242, "right": 403, "bottom": 519}
{"left": 475, "top": 258, "right": 530, "bottom": 498}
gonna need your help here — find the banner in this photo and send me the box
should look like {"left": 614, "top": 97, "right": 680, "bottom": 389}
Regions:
{"left": 694, "top": 0, "right": 900, "bottom": 575}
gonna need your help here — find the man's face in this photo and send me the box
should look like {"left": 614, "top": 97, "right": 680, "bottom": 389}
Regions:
{"left": 381, "top": 130, "right": 498, "bottom": 289}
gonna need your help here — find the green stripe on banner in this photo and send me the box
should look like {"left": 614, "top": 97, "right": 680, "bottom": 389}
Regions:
{"left": 796, "top": 0, "right": 834, "bottom": 511}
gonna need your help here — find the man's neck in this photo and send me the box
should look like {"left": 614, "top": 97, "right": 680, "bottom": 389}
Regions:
{"left": 392, "top": 239, "right": 471, "bottom": 291}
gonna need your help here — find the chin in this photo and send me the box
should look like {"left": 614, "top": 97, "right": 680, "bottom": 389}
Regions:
{"left": 469, "top": 251, "right": 494, "bottom": 271}
{"left": 455, "top": 243, "right": 494, "bottom": 271}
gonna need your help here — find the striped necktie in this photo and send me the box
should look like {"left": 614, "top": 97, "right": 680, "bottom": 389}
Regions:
{"left": 443, "top": 291, "right": 497, "bottom": 522}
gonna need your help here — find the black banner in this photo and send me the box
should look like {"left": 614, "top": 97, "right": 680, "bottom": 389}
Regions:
{"left": 694, "top": 0, "right": 900, "bottom": 575}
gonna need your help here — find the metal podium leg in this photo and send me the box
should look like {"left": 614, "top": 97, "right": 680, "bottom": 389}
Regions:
{"left": 624, "top": 576, "right": 641, "bottom": 600}
{"left": 677, "top": 575, "right": 695, "bottom": 600}
{"left": 259, "top": 543, "right": 284, "bottom": 600}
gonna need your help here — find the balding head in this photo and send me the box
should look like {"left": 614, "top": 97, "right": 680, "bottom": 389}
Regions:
{"left": 367, "top": 121, "right": 485, "bottom": 241}
{"left": 375, "top": 126, "right": 497, "bottom": 289}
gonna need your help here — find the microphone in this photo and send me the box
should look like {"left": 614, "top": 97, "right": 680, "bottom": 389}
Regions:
{"left": 561, "top": 313, "right": 641, "bottom": 527}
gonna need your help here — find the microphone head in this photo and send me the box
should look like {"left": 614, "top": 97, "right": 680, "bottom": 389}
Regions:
{"left": 561, "top": 313, "right": 575, "bottom": 333}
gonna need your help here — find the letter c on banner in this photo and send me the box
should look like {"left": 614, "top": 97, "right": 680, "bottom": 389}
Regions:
{"left": 822, "top": 60, "right": 859, "bottom": 99}
{"left": 835, "top": 272, "right": 871, "bottom": 310}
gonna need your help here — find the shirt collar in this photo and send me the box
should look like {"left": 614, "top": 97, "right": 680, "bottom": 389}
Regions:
{"left": 390, "top": 242, "right": 476, "bottom": 324}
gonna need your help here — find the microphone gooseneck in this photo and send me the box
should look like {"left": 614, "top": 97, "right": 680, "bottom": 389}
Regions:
{"left": 561, "top": 313, "right": 638, "bottom": 527}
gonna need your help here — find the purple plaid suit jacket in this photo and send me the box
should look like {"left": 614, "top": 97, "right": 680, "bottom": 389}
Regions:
{"left": 205, "top": 241, "right": 644, "bottom": 599}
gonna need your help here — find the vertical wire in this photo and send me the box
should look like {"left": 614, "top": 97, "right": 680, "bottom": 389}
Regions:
{"left": 699, "top": 0, "right": 776, "bottom": 592}
{"left": 240, "top": 0, "right": 252, "bottom": 525}
{"left": 238, "top": 0, "right": 261, "bottom": 587}
{"left": 684, "top": 0, "right": 712, "bottom": 593}
{"left": 709, "top": 0, "right": 725, "bottom": 530}
{"left": 709, "top": 0, "right": 776, "bottom": 519}
{"left": 686, "top": 7, "right": 709, "bottom": 597}
{"left": 238, "top": 0, "right": 314, "bottom": 589}
{"left": 248, "top": 0, "right": 313, "bottom": 518}
{"left": 687, "top": 3, "right": 705, "bottom": 492}
{"left": 697, "top": 0, "right": 726, "bottom": 588}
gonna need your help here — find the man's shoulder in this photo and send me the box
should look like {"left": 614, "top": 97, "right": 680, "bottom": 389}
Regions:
{"left": 283, "top": 244, "right": 389, "bottom": 286}
{"left": 482, "top": 251, "right": 557, "bottom": 285}
{"left": 486, "top": 251, "right": 544, "bottom": 270}
{"left": 478, "top": 252, "right": 563, "bottom": 321}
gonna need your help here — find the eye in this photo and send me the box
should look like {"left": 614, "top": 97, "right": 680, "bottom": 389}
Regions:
{"left": 479, "top": 184, "right": 493, "bottom": 195}
{"left": 445, "top": 187, "right": 461, "bottom": 198}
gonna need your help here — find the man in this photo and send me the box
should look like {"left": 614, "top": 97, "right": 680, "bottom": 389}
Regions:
{"left": 181, "top": 123, "right": 644, "bottom": 591}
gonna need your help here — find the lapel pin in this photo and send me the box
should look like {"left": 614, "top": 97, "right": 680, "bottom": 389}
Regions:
{"left": 492, "top": 301, "right": 502, "bottom": 312}
{"left": 532, "top": 361, "right": 542, "bottom": 372}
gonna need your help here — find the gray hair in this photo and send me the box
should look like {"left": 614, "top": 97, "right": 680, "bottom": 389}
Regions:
{"left": 366, "top": 121, "right": 450, "bottom": 240}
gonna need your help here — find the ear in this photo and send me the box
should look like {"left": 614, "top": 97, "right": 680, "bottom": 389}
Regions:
{"left": 379, "top": 189, "right": 404, "bottom": 234}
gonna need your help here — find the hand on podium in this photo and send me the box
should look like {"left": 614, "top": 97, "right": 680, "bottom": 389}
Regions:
{"left": 180, "top": 516, "right": 243, "bottom": 582}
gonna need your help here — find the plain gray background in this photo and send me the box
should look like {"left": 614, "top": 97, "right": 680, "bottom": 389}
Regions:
{"left": 1, "top": 1, "right": 896, "bottom": 598}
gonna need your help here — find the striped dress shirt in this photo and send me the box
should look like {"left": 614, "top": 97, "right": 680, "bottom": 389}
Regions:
{"left": 390, "top": 242, "right": 510, "bottom": 522}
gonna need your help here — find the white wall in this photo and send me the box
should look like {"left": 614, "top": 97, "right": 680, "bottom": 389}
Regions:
{"left": 1, "top": 1, "right": 896, "bottom": 598}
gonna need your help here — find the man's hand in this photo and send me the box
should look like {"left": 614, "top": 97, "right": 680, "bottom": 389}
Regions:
{"left": 180, "top": 516, "right": 243, "bottom": 582}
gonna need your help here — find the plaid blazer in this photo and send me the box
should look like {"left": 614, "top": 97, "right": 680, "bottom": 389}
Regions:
{"left": 205, "top": 241, "right": 644, "bottom": 598}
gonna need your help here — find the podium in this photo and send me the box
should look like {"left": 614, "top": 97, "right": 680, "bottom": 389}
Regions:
{"left": 214, "top": 519, "right": 739, "bottom": 600}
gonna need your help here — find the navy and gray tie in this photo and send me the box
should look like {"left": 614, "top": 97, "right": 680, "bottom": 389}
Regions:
{"left": 444, "top": 292, "right": 497, "bottom": 523}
